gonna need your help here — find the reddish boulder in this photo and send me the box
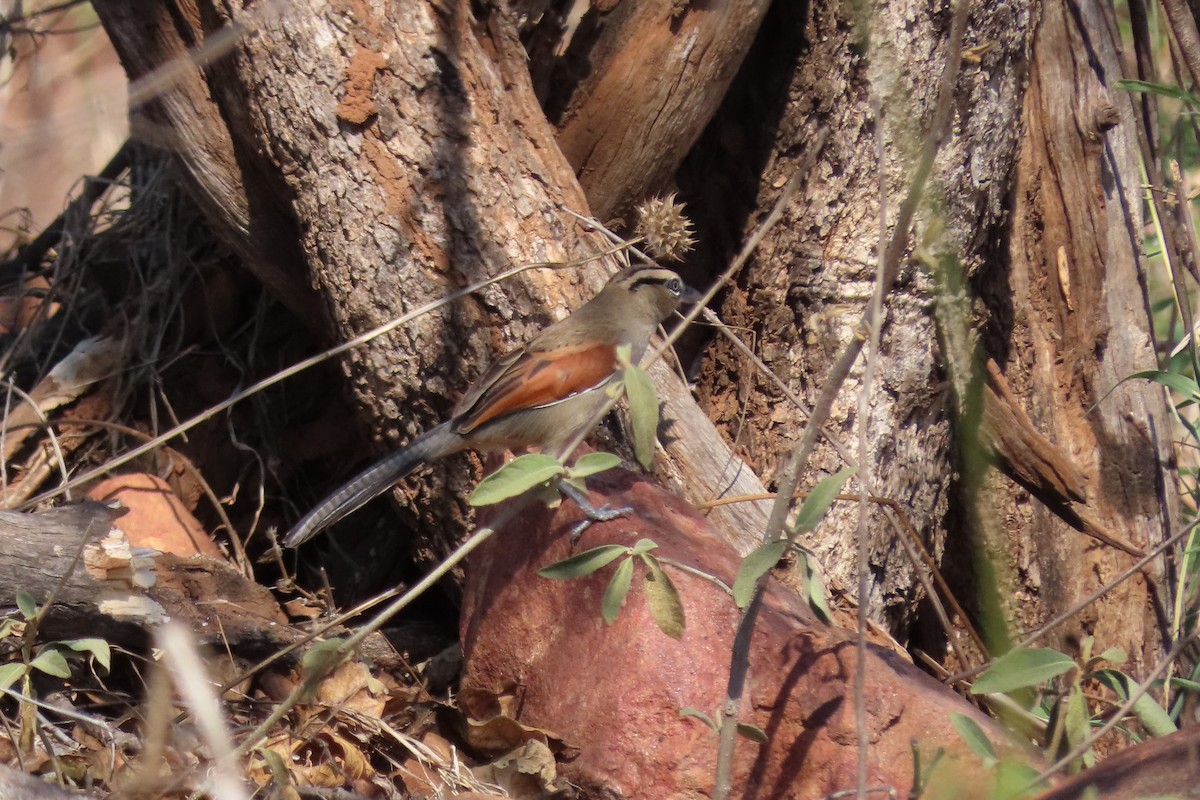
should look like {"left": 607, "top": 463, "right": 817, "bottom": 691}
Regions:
{"left": 461, "top": 470, "right": 1031, "bottom": 798}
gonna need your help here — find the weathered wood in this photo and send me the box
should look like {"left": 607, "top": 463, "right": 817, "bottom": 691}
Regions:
{"left": 981, "top": 360, "right": 1144, "bottom": 558}
{"left": 988, "top": 0, "right": 1176, "bottom": 668}
{"left": 525, "top": 0, "right": 772, "bottom": 219}
{"left": 0, "top": 504, "right": 288, "bottom": 653}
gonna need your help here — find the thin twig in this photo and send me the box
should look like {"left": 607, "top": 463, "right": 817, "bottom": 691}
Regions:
{"left": 231, "top": 497, "right": 532, "bottom": 757}
{"left": 0, "top": 0, "right": 88, "bottom": 31}
{"left": 158, "top": 624, "right": 250, "bottom": 800}
{"left": 856, "top": 84, "right": 889, "bottom": 800}
{"left": 555, "top": 128, "right": 830, "bottom": 464}
{"left": 1159, "top": 0, "right": 1200, "bottom": 94}
{"left": 0, "top": 380, "right": 71, "bottom": 504}
{"left": 0, "top": 141, "right": 132, "bottom": 285}
{"left": 946, "top": 518, "right": 1198, "bottom": 684}
{"left": 698, "top": 310, "right": 984, "bottom": 667}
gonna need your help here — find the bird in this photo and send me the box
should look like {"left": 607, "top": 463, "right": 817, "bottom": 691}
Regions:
{"left": 283, "top": 265, "right": 702, "bottom": 548}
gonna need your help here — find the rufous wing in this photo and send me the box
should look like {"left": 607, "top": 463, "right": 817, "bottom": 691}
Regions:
{"left": 453, "top": 342, "right": 617, "bottom": 434}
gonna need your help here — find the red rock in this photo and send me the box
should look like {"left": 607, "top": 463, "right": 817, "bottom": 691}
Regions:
{"left": 461, "top": 470, "right": 1032, "bottom": 799}
{"left": 87, "top": 473, "right": 224, "bottom": 560}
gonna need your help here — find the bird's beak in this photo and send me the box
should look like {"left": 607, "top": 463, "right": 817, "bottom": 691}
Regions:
{"left": 679, "top": 284, "right": 705, "bottom": 304}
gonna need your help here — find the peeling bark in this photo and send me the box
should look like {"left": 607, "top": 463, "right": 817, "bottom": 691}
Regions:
{"left": 0, "top": 504, "right": 288, "bottom": 653}
{"left": 982, "top": 0, "right": 1176, "bottom": 668}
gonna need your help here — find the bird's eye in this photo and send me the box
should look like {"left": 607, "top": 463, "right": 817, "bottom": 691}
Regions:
{"left": 667, "top": 278, "right": 682, "bottom": 294}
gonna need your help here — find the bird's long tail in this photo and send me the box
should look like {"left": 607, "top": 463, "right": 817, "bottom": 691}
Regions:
{"left": 283, "top": 423, "right": 463, "bottom": 547}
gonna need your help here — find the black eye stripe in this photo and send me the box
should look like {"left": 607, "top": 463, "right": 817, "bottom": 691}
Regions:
{"left": 629, "top": 272, "right": 679, "bottom": 291}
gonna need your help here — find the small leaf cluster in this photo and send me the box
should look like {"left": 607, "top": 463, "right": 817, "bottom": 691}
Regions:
{"left": 732, "top": 467, "right": 856, "bottom": 616}
{"left": 539, "top": 539, "right": 685, "bottom": 639}
{"left": 469, "top": 452, "right": 622, "bottom": 508}
{"left": 679, "top": 707, "right": 766, "bottom": 743}
{"left": 949, "top": 714, "right": 1046, "bottom": 798}
{"left": 0, "top": 591, "right": 111, "bottom": 692}
{"left": 969, "top": 636, "right": 1180, "bottom": 770}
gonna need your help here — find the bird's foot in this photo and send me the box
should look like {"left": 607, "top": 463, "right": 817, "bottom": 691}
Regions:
{"left": 556, "top": 479, "right": 632, "bottom": 541}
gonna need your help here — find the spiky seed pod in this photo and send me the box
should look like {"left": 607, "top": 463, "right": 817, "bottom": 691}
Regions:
{"left": 634, "top": 193, "right": 696, "bottom": 262}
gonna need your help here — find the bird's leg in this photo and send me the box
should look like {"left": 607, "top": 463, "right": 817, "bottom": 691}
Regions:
{"left": 555, "top": 478, "right": 633, "bottom": 541}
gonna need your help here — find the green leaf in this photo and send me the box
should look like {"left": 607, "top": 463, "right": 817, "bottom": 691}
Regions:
{"left": 615, "top": 343, "right": 633, "bottom": 366}
{"left": 736, "top": 723, "right": 768, "bottom": 743}
{"left": 469, "top": 454, "right": 564, "bottom": 506}
{"left": 1095, "top": 646, "right": 1127, "bottom": 666}
{"left": 1063, "top": 687, "right": 1090, "bottom": 765}
{"left": 257, "top": 746, "right": 291, "bottom": 787}
{"left": 642, "top": 556, "right": 685, "bottom": 639}
{"left": 300, "top": 638, "right": 347, "bottom": 682}
{"left": 569, "top": 452, "right": 622, "bottom": 479}
{"left": 970, "top": 647, "right": 1076, "bottom": 694}
{"left": 601, "top": 558, "right": 633, "bottom": 624}
{"left": 30, "top": 648, "right": 71, "bottom": 679}
{"left": 798, "top": 550, "right": 833, "bottom": 623}
{"left": 950, "top": 713, "right": 997, "bottom": 763}
{"left": 630, "top": 538, "right": 658, "bottom": 556}
{"left": 0, "top": 662, "right": 26, "bottom": 691}
{"left": 622, "top": 363, "right": 659, "bottom": 471}
{"left": 1169, "top": 677, "right": 1200, "bottom": 693}
{"left": 1133, "top": 369, "right": 1200, "bottom": 400}
{"left": 1094, "top": 669, "right": 1177, "bottom": 737}
{"left": 993, "top": 760, "right": 1048, "bottom": 800}
{"left": 1091, "top": 370, "right": 1200, "bottom": 414}
{"left": 15, "top": 592, "right": 37, "bottom": 621}
{"left": 0, "top": 619, "right": 17, "bottom": 639}
{"left": 791, "top": 467, "right": 858, "bottom": 534}
{"left": 538, "top": 545, "right": 629, "bottom": 579}
{"left": 61, "top": 638, "right": 111, "bottom": 672}
{"left": 679, "top": 707, "right": 717, "bottom": 731}
{"left": 732, "top": 540, "right": 788, "bottom": 608}
{"left": 1114, "top": 78, "right": 1200, "bottom": 104}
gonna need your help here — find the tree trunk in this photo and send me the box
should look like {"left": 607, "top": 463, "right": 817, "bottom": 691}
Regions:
{"left": 684, "top": 0, "right": 1038, "bottom": 634}
{"left": 524, "top": 0, "right": 774, "bottom": 219}
{"left": 981, "top": 0, "right": 1175, "bottom": 670}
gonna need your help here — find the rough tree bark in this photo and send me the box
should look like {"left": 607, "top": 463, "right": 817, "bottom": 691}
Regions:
{"left": 672, "top": 0, "right": 1175, "bottom": 668}
{"left": 981, "top": 0, "right": 1176, "bottom": 670}
{"left": 522, "top": 0, "right": 774, "bottom": 219}
{"left": 683, "top": 0, "right": 1036, "bottom": 633}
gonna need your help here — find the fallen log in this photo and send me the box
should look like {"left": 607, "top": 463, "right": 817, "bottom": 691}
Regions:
{"left": 0, "top": 503, "right": 287, "bottom": 655}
